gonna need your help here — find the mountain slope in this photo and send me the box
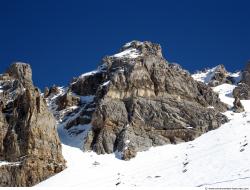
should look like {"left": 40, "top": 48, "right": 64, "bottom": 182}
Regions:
{"left": 37, "top": 68, "right": 250, "bottom": 188}
{"left": 44, "top": 41, "right": 228, "bottom": 161}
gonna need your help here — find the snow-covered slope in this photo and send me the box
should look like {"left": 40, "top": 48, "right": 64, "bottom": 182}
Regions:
{"left": 45, "top": 87, "right": 96, "bottom": 149}
{"left": 192, "top": 65, "right": 241, "bottom": 85}
{"left": 37, "top": 82, "right": 250, "bottom": 188}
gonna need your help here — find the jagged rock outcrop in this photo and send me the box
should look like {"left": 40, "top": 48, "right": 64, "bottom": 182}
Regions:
{"left": 56, "top": 91, "right": 80, "bottom": 111}
{"left": 233, "top": 61, "right": 250, "bottom": 100}
{"left": 207, "top": 65, "right": 235, "bottom": 87}
{"left": 0, "top": 63, "right": 65, "bottom": 186}
{"left": 43, "top": 85, "right": 61, "bottom": 98}
{"left": 49, "top": 41, "right": 228, "bottom": 160}
{"left": 233, "top": 83, "right": 250, "bottom": 100}
{"left": 232, "top": 97, "right": 245, "bottom": 113}
{"left": 192, "top": 65, "right": 239, "bottom": 87}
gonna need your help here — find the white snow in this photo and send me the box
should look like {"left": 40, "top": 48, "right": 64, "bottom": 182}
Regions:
{"left": 231, "top": 71, "right": 242, "bottom": 84}
{"left": 100, "top": 80, "right": 110, "bottom": 87}
{"left": 212, "top": 84, "right": 237, "bottom": 107}
{"left": 58, "top": 123, "right": 92, "bottom": 149}
{"left": 192, "top": 66, "right": 218, "bottom": 84}
{"left": 125, "top": 140, "right": 130, "bottom": 144}
{"left": 37, "top": 82, "right": 250, "bottom": 188}
{"left": 207, "top": 106, "right": 214, "bottom": 109}
{"left": 79, "top": 70, "right": 99, "bottom": 79}
{"left": 122, "top": 41, "right": 143, "bottom": 49}
{"left": 0, "top": 161, "right": 21, "bottom": 167}
{"left": 112, "top": 48, "right": 140, "bottom": 59}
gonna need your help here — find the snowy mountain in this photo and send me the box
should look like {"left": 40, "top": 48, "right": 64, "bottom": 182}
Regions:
{"left": 192, "top": 65, "right": 241, "bottom": 86}
{"left": 37, "top": 57, "right": 250, "bottom": 187}
{"left": 1, "top": 41, "right": 249, "bottom": 188}
{"left": 37, "top": 82, "right": 250, "bottom": 188}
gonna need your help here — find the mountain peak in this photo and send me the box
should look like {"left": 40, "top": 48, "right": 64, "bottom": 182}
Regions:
{"left": 6, "top": 62, "right": 33, "bottom": 87}
{"left": 110, "top": 40, "right": 162, "bottom": 59}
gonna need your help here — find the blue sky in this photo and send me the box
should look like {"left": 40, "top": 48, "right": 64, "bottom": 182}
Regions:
{"left": 0, "top": 0, "right": 249, "bottom": 89}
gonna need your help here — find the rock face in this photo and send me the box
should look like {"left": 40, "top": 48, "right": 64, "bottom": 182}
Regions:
{"left": 242, "top": 61, "right": 250, "bottom": 86}
{"left": 232, "top": 97, "right": 245, "bottom": 113}
{"left": 207, "top": 65, "right": 235, "bottom": 87}
{"left": 233, "top": 62, "right": 250, "bottom": 100}
{"left": 49, "top": 41, "right": 228, "bottom": 160}
{"left": 0, "top": 63, "right": 65, "bottom": 186}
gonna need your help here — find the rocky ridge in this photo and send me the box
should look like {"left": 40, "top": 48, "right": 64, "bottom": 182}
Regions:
{"left": 192, "top": 64, "right": 241, "bottom": 87}
{"left": 0, "top": 63, "right": 65, "bottom": 186}
{"left": 48, "top": 41, "right": 229, "bottom": 160}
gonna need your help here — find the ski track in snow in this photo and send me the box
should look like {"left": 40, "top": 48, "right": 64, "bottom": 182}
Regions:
{"left": 37, "top": 82, "right": 250, "bottom": 188}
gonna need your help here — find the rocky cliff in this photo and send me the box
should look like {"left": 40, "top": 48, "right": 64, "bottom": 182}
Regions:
{"left": 48, "top": 41, "right": 229, "bottom": 160}
{"left": 233, "top": 61, "right": 250, "bottom": 100}
{"left": 0, "top": 63, "right": 65, "bottom": 186}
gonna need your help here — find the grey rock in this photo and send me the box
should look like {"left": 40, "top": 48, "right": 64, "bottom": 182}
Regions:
{"left": 233, "top": 83, "right": 250, "bottom": 100}
{"left": 49, "top": 41, "right": 228, "bottom": 160}
{"left": 233, "top": 97, "right": 245, "bottom": 113}
{"left": 56, "top": 91, "right": 80, "bottom": 111}
{"left": 0, "top": 63, "right": 65, "bottom": 186}
{"left": 233, "top": 61, "right": 250, "bottom": 100}
{"left": 207, "top": 65, "right": 234, "bottom": 87}
{"left": 6, "top": 62, "right": 33, "bottom": 87}
{"left": 43, "top": 87, "right": 49, "bottom": 98}
{"left": 242, "top": 61, "right": 250, "bottom": 86}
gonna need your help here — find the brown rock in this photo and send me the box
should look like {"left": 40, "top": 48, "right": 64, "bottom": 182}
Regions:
{"left": 43, "top": 87, "right": 49, "bottom": 98}
{"left": 208, "top": 65, "right": 234, "bottom": 87}
{"left": 0, "top": 63, "right": 65, "bottom": 186}
{"left": 56, "top": 91, "right": 80, "bottom": 111}
{"left": 6, "top": 62, "right": 33, "bottom": 87}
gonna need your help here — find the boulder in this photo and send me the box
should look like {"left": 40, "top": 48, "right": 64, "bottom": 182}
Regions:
{"left": 233, "top": 97, "right": 245, "bottom": 113}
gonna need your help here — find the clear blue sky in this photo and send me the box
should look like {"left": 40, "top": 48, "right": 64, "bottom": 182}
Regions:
{"left": 0, "top": 0, "right": 249, "bottom": 89}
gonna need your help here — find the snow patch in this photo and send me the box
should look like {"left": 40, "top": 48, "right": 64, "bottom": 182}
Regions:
{"left": 212, "top": 84, "right": 237, "bottom": 107}
{"left": 192, "top": 66, "right": 218, "bottom": 84}
{"left": 100, "top": 81, "right": 110, "bottom": 87}
{"left": 58, "top": 123, "right": 92, "bottom": 149}
{"left": 0, "top": 161, "right": 21, "bottom": 167}
{"left": 79, "top": 70, "right": 99, "bottom": 79}
{"left": 0, "top": 83, "right": 3, "bottom": 93}
{"left": 122, "top": 41, "right": 143, "bottom": 48}
{"left": 207, "top": 106, "right": 214, "bottom": 109}
{"left": 112, "top": 48, "right": 140, "bottom": 59}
